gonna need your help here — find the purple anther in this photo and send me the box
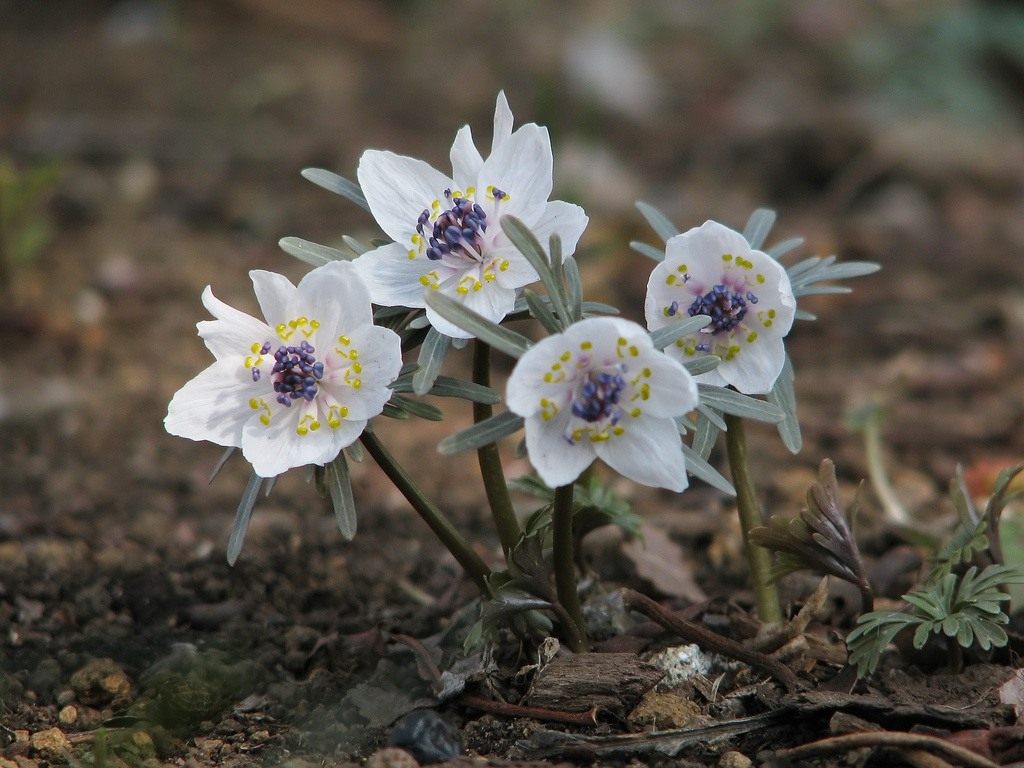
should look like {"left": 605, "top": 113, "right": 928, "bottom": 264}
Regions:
{"left": 312, "top": 362, "right": 324, "bottom": 378}
{"left": 251, "top": 368, "right": 261, "bottom": 382}
{"left": 747, "top": 292, "right": 759, "bottom": 304}
{"left": 260, "top": 341, "right": 272, "bottom": 354}
{"left": 667, "top": 301, "right": 679, "bottom": 316}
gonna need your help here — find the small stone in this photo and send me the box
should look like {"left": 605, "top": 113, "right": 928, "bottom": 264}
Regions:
{"left": 628, "top": 690, "right": 701, "bottom": 729}
{"left": 195, "top": 737, "right": 224, "bottom": 754}
{"left": 56, "top": 689, "right": 76, "bottom": 706}
{"left": 0, "top": 757, "right": 17, "bottom": 768}
{"left": 366, "top": 747, "right": 419, "bottom": 768}
{"left": 30, "top": 728, "right": 70, "bottom": 756}
{"left": 130, "top": 730, "right": 155, "bottom": 757}
{"left": 250, "top": 730, "right": 271, "bottom": 743}
{"left": 70, "top": 658, "right": 133, "bottom": 707}
{"left": 388, "top": 710, "right": 461, "bottom": 764}
{"left": 14, "top": 730, "right": 29, "bottom": 745}
{"left": 14, "top": 758, "right": 39, "bottom": 768}
{"left": 718, "top": 751, "right": 753, "bottom": 768}
{"left": 57, "top": 705, "right": 78, "bottom": 725}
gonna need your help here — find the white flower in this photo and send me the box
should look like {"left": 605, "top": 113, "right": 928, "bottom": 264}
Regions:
{"left": 165, "top": 261, "right": 402, "bottom": 478}
{"left": 645, "top": 220, "right": 796, "bottom": 395}
{"left": 352, "top": 92, "right": 589, "bottom": 339}
{"left": 506, "top": 317, "right": 697, "bottom": 491}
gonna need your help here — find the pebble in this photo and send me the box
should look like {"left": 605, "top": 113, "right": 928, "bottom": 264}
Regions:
{"left": 57, "top": 705, "right": 77, "bottom": 725}
{"left": 70, "top": 658, "right": 132, "bottom": 707}
{"left": 719, "top": 751, "right": 753, "bottom": 768}
{"left": 29, "top": 728, "right": 70, "bottom": 757}
{"left": 388, "top": 710, "right": 461, "bottom": 764}
{"left": 366, "top": 747, "right": 419, "bottom": 768}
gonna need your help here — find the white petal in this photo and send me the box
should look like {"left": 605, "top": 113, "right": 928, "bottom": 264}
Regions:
{"left": 459, "top": 280, "right": 517, "bottom": 328}
{"left": 524, "top": 412, "right": 595, "bottom": 488}
{"left": 664, "top": 220, "right": 751, "bottom": 291}
{"left": 595, "top": 416, "right": 689, "bottom": 491}
{"left": 241, "top": 401, "right": 363, "bottom": 478}
{"left": 331, "top": 325, "right": 403, "bottom": 418}
{"left": 358, "top": 150, "right": 454, "bottom": 244}
{"left": 450, "top": 125, "right": 483, "bottom": 191}
{"left": 165, "top": 359, "right": 260, "bottom": 448}
{"left": 528, "top": 200, "right": 589, "bottom": 261}
{"left": 297, "top": 260, "right": 373, "bottom": 334}
{"left": 484, "top": 245, "right": 540, "bottom": 290}
{"left": 477, "top": 123, "right": 552, "bottom": 225}
{"left": 250, "top": 270, "right": 298, "bottom": 329}
{"left": 197, "top": 286, "right": 273, "bottom": 358}
{"left": 717, "top": 333, "right": 786, "bottom": 395}
{"left": 352, "top": 242, "right": 438, "bottom": 308}
{"left": 633, "top": 348, "right": 698, "bottom": 418}
{"left": 506, "top": 334, "right": 578, "bottom": 417}
{"left": 560, "top": 315, "right": 650, "bottom": 362}
{"left": 491, "top": 91, "right": 515, "bottom": 154}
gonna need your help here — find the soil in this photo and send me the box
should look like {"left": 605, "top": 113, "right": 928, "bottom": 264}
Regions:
{"left": 2, "top": 2, "right": 1024, "bottom": 767}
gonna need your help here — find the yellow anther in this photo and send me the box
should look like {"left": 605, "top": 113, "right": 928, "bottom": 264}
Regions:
{"left": 411, "top": 234, "right": 422, "bottom": 245}
{"left": 408, "top": 249, "right": 417, "bottom": 260}
{"left": 499, "top": 259, "right": 509, "bottom": 272}
{"left": 457, "top": 284, "right": 469, "bottom": 294}
{"left": 580, "top": 340, "right": 592, "bottom": 350}
{"left": 560, "top": 351, "right": 571, "bottom": 362}
{"left": 768, "top": 309, "right": 776, "bottom": 318}
{"left": 352, "top": 362, "right": 363, "bottom": 373}
{"left": 250, "top": 342, "right": 262, "bottom": 354}
{"left": 629, "top": 345, "right": 639, "bottom": 356}
{"left": 431, "top": 199, "right": 441, "bottom": 209}
{"left": 666, "top": 274, "right": 678, "bottom": 285}
{"left": 348, "top": 349, "right": 359, "bottom": 360}
{"left": 338, "top": 335, "right": 350, "bottom": 346}
{"left": 310, "top": 320, "right": 320, "bottom": 329}
{"left": 248, "top": 398, "right": 259, "bottom": 410}
{"left": 747, "top": 331, "right": 758, "bottom": 343}
{"left": 617, "top": 337, "right": 627, "bottom": 346}
{"left": 419, "top": 275, "right": 431, "bottom": 286}
{"left": 722, "top": 253, "right": 733, "bottom": 261}
{"left": 677, "top": 264, "right": 688, "bottom": 273}
{"left": 630, "top": 407, "right": 642, "bottom": 418}
{"left": 552, "top": 363, "right": 561, "bottom": 371}
{"left": 612, "top": 426, "right": 624, "bottom": 436}
{"left": 466, "top": 186, "right": 476, "bottom": 196}
{"left": 260, "top": 414, "right": 270, "bottom": 426}
{"left": 757, "top": 274, "right": 765, "bottom": 284}
{"left": 642, "top": 367, "right": 651, "bottom": 377}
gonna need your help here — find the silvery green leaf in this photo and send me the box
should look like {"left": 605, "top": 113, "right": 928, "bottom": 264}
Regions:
{"left": 793, "top": 285, "right": 853, "bottom": 297}
{"left": 381, "top": 401, "right": 410, "bottom": 419}
{"left": 325, "top": 453, "right": 357, "bottom": 540}
{"left": 683, "top": 355, "right": 720, "bottom": 376}
{"left": 278, "top": 236, "right": 351, "bottom": 266}
{"left": 412, "top": 327, "right": 449, "bottom": 395}
{"left": 692, "top": 412, "right": 721, "bottom": 460}
{"left": 768, "top": 355, "right": 801, "bottom": 454}
{"left": 649, "top": 315, "right": 711, "bottom": 349}
{"left": 524, "top": 288, "right": 562, "bottom": 334}
{"left": 548, "top": 233, "right": 562, "bottom": 272}
{"left": 345, "top": 440, "right": 365, "bottom": 462}
{"left": 696, "top": 403, "right": 727, "bottom": 431}
{"left": 815, "top": 261, "right": 880, "bottom": 281}
{"left": 794, "top": 308, "right": 818, "bottom": 321}
{"left": 301, "top": 167, "right": 370, "bottom": 212}
{"left": 209, "top": 446, "right": 237, "bottom": 484}
{"left": 697, "top": 385, "right": 785, "bottom": 423}
{"left": 227, "top": 471, "right": 263, "bottom": 566}
{"left": 681, "top": 442, "right": 736, "bottom": 495}
{"left": 375, "top": 306, "right": 414, "bottom": 321}
{"left": 390, "top": 393, "right": 443, "bottom": 421}
{"left": 742, "top": 208, "right": 776, "bottom": 250}
{"left": 438, "top": 411, "right": 524, "bottom": 454}
{"left": 582, "top": 300, "right": 620, "bottom": 316}
{"left": 767, "top": 237, "right": 804, "bottom": 259}
{"left": 563, "top": 255, "right": 583, "bottom": 322}
{"left": 629, "top": 240, "right": 665, "bottom": 262}
{"left": 341, "top": 235, "right": 371, "bottom": 255}
{"left": 425, "top": 291, "right": 531, "bottom": 359}
{"left": 501, "top": 216, "right": 571, "bottom": 328}
{"left": 786, "top": 256, "right": 826, "bottom": 281}
{"left": 635, "top": 201, "right": 679, "bottom": 242}
{"left": 408, "top": 314, "right": 431, "bottom": 330}
{"left": 262, "top": 475, "right": 277, "bottom": 497}
{"left": 427, "top": 376, "right": 501, "bottom": 404}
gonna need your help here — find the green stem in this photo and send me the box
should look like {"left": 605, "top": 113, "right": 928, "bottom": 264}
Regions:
{"left": 473, "top": 339, "right": 522, "bottom": 553}
{"left": 360, "top": 430, "right": 492, "bottom": 596}
{"left": 552, "top": 483, "right": 587, "bottom": 651}
{"left": 724, "top": 414, "right": 783, "bottom": 624}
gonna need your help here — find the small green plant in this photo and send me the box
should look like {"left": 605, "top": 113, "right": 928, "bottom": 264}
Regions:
{"left": 846, "top": 564, "right": 1024, "bottom": 676}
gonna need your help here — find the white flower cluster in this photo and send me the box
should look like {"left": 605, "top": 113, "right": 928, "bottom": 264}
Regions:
{"left": 166, "top": 94, "right": 796, "bottom": 492}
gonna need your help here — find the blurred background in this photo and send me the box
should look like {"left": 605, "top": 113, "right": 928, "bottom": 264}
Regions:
{"left": 1, "top": 0, "right": 1023, "bottom": 758}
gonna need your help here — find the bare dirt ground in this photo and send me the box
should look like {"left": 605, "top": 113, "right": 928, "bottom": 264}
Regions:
{"left": 2, "top": 2, "right": 1023, "bottom": 766}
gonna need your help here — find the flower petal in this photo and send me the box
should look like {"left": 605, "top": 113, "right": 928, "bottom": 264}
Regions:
{"left": 506, "top": 333, "right": 578, "bottom": 417}
{"left": 529, "top": 200, "right": 589, "bottom": 261}
{"left": 197, "top": 286, "right": 274, "bottom": 359}
{"left": 358, "top": 149, "right": 454, "bottom": 244}
{"left": 241, "top": 401, "right": 364, "bottom": 478}
{"left": 664, "top": 220, "right": 753, "bottom": 291}
{"left": 165, "top": 359, "right": 260, "bottom": 448}
{"left": 595, "top": 415, "right": 689, "bottom": 491}
{"left": 250, "top": 270, "right": 298, "bottom": 329}
{"left": 633, "top": 347, "right": 698, "bottom": 418}
{"left": 332, "top": 324, "right": 403, "bottom": 418}
{"left": 352, "top": 242, "right": 439, "bottom": 308}
{"left": 297, "top": 260, "right": 373, "bottom": 334}
{"left": 477, "top": 123, "right": 552, "bottom": 225}
{"left": 450, "top": 125, "right": 483, "bottom": 192}
{"left": 712, "top": 329, "right": 786, "bottom": 395}
{"left": 491, "top": 91, "right": 514, "bottom": 154}
{"left": 523, "top": 412, "right": 595, "bottom": 488}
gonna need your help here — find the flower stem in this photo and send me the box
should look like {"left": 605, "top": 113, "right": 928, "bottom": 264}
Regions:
{"left": 360, "top": 429, "right": 492, "bottom": 596}
{"left": 552, "top": 483, "right": 587, "bottom": 652}
{"left": 473, "top": 339, "right": 522, "bottom": 553}
{"left": 723, "top": 414, "right": 783, "bottom": 625}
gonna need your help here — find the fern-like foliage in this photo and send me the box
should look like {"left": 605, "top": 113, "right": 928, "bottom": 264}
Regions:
{"left": 749, "top": 459, "right": 873, "bottom": 611}
{"left": 846, "top": 564, "right": 1024, "bottom": 676}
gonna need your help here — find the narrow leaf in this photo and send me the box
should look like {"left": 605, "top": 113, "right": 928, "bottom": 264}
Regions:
{"left": 523, "top": 288, "right": 562, "bottom": 333}
{"left": 683, "top": 355, "right": 720, "bottom": 376}
{"left": 742, "top": 208, "right": 776, "bottom": 250}
{"left": 697, "top": 385, "right": 785, "bottom": 423}
{"left": 629, "top": 240, "right": 665, "bottom": 262}
{"left": 692, "top": 411, "right": 721, "bottom": 460}
{"left": 438, "top": 411, "right": 524, "bottom": 454}
{"left": 209, "top": 446, "right": 238, "bottom": 484}
{"left": 227, "top": 471, "right": 263, "bottom": 565}
{"left": 501, "top": 216, "right": 571, "bottom": 328}
{"left": 326, "top": 453, "right": 357, "bottom": 540}
{"left": 278, "top": 236, "right": 351, "bottom": 266}
{"left": 300, "top": 167, "right": 370, "bottom": 212}
{"left": 582, "top": 300, "right": 621, "bottom": 316}
{"left": 424, "top": 292, "right": 530, "bottom": 359}
{"left": 341, "top": 235, "right": 371, "bottom": 255}
{"left": 681, "top": 442, "right": 736, "bottom": 495}
{"left": 635, "top": 201, "right": 679, "bottom": 242}
{"left": 766, "top": 237, "right": 804, "bottom": 259}
{"left": 769, "top": 354, "right": 801, "bottom": 453}
{"left": 413, "top": 327, "right": 450, "bottom": 395}
{"left": 696, "top": 403, "right": 727, "bottom": 431}
{"left": 426, "top": 376, "right": 501, "bottom": 404}
{"left": 563, "top": 255, "right": 584, "bottom": 322}
{"left": 390, "top": 393, "right": 443, "bottom": 421}
{"left": 649, "top": 315, "right": 712, "bottom": 349}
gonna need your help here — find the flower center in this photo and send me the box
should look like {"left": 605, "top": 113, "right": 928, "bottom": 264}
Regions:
{"left": 571, "top": 368, "right": 627, "bottom": 424}
{"left": 419, "top": 187, "right": 507, "bottom": 263}
{"left": 687, "top": 284, "right": 756, "bottom": 333}
{"left": 252, "top": 340, "right": 326, "bottom": 407}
